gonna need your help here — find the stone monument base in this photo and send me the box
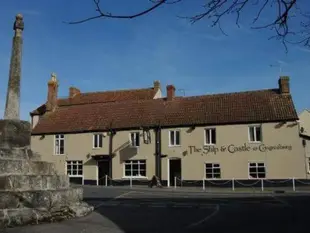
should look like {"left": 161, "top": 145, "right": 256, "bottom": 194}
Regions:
{"left": 0, "top": 119, "right": 94, "bottom": 228}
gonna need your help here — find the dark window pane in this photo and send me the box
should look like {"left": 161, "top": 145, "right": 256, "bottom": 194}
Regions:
{"left": 72, "top": 170, "right": 77, "bottom": 175}
{"left": 94, "top": 135, "right": 98, "bottom": 147}
{"left": 140, "top": 163, "right": 146, "bottom": 170}
{"left": 140, "top": 170, "right": 146, "bottom": 176}
{"left": 258, "top": 172, "right": 265, "bottom": 178}
{"left": 255, "top": 127, "right": 261, "bottom": 141}
{"left": 176, "top": 131, "right": 180, "bottom": 145}
{"left": 249, "top": 127, "right": 255, "bottom": 141}
{"left": 132, "top": 170, "right": 139, "bottom": 176}
{"left": 170, "top": 131, "right": 175, "bottom": 145}
{"left": 99, "top": 135, "right": 103, "bottom": 147}
{"left": 125, "top": 170, "right": 131, "bottom": 176}
{"left": 205, "top": 164, "right": 212, "bottom": 168}
{"left": 212, "top": 129, "right": 216, "bottom": 144}
{"left": 135, "top": 134, "right": 140, "bottom": 146}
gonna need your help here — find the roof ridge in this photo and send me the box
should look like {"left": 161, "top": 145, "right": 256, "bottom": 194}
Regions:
{"left": 77, "top": 87, "right": 154, "bottom": 96}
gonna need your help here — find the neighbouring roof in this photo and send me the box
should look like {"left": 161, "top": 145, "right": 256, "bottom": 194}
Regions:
{"left": 30, "top": 87, "right": 158, "bottom": 115}
{"left": 31, "top": 88, "right": 298, "bottom": 135}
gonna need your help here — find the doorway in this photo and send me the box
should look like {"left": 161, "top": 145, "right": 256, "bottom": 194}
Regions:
{"left": 98, "top": 160, "right": 110, "bottom": 186}
{"left": 169, "top": 158, "right": 181, "bottom": 187}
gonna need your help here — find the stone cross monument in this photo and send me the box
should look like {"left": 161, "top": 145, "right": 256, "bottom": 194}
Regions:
{"left": 4, "top": 14, "right": 24, "bottom": 120}
{"left": 0, "top": 14, "right": 93, "bottom": 229}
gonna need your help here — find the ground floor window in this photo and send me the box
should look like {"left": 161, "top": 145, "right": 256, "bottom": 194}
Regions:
{"left": 66, "top": 160, "right": 83, "bottom": 184}
{"left": 124, "top": 160, "right": 146, "bottom": 178}
{"left": 249, "top": 162, "right": 266, "bottom": 178}
{"left": 205, "top": 163, "right": 221, "bottom": 179}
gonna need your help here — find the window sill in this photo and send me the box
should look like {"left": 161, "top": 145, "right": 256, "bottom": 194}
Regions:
{"left": 204, "top": 144, "right": 216, "bottom": 146}
{"left": 54, "top": 154, "right": 65, "bottom": 156}
{"left": 68, "top": 175, "right": 84, "bottom": 177}
{"left": 92, "top": 147, "right": 103, "bottom": 150}
{"left": 248, "top": 141, "right": 262, "bottom": 144}
{"left": 168, "top": 145, "right": 181, "bottom": 148}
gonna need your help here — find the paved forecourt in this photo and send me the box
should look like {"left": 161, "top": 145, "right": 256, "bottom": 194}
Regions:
{"left": 4, "top": 186, "right": 310, "bottom": 233}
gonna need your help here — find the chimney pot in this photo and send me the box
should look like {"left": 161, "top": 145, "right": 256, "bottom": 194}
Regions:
{"left": 69, "top": 87, "right": 81, "bottom": 98}
{"left": 166, "top": 85, "right": 175, "bottom": 100}
{"left": 46, "top": 73, "right": 58, "bottom": 111}
{"left": 278, "top": 76, "right": 290, "bottom": 94}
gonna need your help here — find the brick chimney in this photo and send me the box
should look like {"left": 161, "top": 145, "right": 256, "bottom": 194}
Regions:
{"left": 166, "top": 85, "right": 175, "bottom": 101}
{"left": 46, "top": 73, "right": 58, "bottom": 111}
{"left": 278, "top": 76, "right": 290, "bottom": 94}
{"left": 153, "top": 80, "right": 161, "bottom": 92}
{"left": 69, "top": 87, "right": 81, "bottom": 98}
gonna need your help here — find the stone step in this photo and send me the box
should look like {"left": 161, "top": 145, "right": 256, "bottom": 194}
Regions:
{"left": 0, "top": 174, "right": 70, "bottom": 191}
{"left": 0, "top": 159, "right": 56, "bottom": 175}
{"left": 0, "top": 147, "right": 41, "bottom": 161}
{"left": 0, "top": 187, "right": 83, "bottom": 209}
{"left": 0, "top": 201, "right": 94, "bottom": 228}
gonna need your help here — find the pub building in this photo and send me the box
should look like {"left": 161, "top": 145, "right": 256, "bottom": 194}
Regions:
{"left": 30, "top": 74, "right": 308, "bottom": 186}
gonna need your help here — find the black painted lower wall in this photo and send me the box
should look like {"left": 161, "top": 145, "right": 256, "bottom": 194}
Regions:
{"left": 79, "top": 178, "right": 310, "bottom": 188}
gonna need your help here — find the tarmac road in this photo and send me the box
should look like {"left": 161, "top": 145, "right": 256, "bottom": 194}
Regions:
{"left": 3, "top": 186, "right": 310, "bottom": 233}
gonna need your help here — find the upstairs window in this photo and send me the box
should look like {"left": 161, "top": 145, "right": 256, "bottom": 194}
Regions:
{"left": 169, "top": 130, "right": 180, "bottom": 146}
{"left": 55, "top": 134, "right": 64, "bottom": 155}
{"left": 130, "top": 132, "right": 140, "bottom": 147}
{"left": 205, "top": 128, "right": 216, "bottom": 145}
{"left": 93, "top": 134, "right": 103, "bottom": 148}
{"left": 249, "top": 125, "right": 262, "bottom": 142}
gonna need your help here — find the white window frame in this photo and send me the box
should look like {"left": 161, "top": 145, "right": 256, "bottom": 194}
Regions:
{"left": 205, "top": 162, "right": 221, "bottom": 179}
{"left": 204, "top": 128, "right": 216, "bottom": 145}
{"left": 93, "top": 133, "right": 103, "bottom": 149}
{"left": 248, "top": 125, "right": 262, "bottom": 143}
{"left": 54, "top": 134, "right": 65, "bottom": 155}
{"left": 129, "top": 132, "right": 140, "bottom": 147}
{"left": 307, "top": 157, "right": 310, "bottom": 173}
{"left": 66, "top": 160, "right": 84, "bottom": 183}
{"left": 248, "top": 162, "right": 266, "bottom": 179}
{"left": 169, "top": 130, "right": 181, "bottom": 147}
{"left": 123, "top": 160, "right": 147, "bottom": 178}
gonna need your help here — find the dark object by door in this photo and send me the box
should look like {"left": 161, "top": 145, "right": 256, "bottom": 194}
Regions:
{"left": 98, "top": 160, "right": 110, "bottom": 186}
{"left": 169, "top": 159, "right": 181, "bottom": 186}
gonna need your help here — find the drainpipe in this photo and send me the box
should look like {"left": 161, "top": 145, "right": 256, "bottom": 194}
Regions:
{"left": 155, "top": 126, "right": 162, "bottom": 180}
{"left": 109, "top": 129, "right": 115, "bottom": 185}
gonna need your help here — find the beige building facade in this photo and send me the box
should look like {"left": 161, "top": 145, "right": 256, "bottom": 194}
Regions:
{"left": 31, "top": 120, "right": 308, "bottom": 186}
{"left": 30, "top": 75, "right": 308, "bottom": 186}
{"left": 298, "top": 109, "right": 310, "bottom": 175}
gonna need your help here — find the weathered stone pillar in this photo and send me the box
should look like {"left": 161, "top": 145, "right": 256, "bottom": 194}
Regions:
{"left": 4, "top": 14, "right": 24, "bottom": 120}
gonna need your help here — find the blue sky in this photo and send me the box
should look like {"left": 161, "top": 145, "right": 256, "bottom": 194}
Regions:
{"left": 0, "top": 0, "right": 309, "bottom": 121}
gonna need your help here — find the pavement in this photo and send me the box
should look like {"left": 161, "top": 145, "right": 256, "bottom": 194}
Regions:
{"left": 3, "top": 186, "right": 310, "bottom": 233}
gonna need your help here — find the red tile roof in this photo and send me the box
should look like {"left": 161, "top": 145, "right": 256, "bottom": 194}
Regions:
{"left": 31, "top": 88, "right": 298, "bottom": 135}
{"left": 30, "top": 87, "right": 157, "bottom": 115}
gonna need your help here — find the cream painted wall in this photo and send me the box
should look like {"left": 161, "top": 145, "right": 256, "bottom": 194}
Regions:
{"left": 161, "top": 121, "right": 307, "bottom": 180}
{"left": 31, "top": 120, "right": 307, "bottom": 182}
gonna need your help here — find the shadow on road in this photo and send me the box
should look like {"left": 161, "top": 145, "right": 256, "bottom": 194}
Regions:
{"left": 82, "top": 195, "right": 310, "bottom": 233}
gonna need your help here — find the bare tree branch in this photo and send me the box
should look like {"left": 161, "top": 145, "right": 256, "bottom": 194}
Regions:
{"left": 65, "top": 0, "right": 167, "bottom": 24}
{"left": 66, "top": 0, "right": 310, "bottom": 51}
